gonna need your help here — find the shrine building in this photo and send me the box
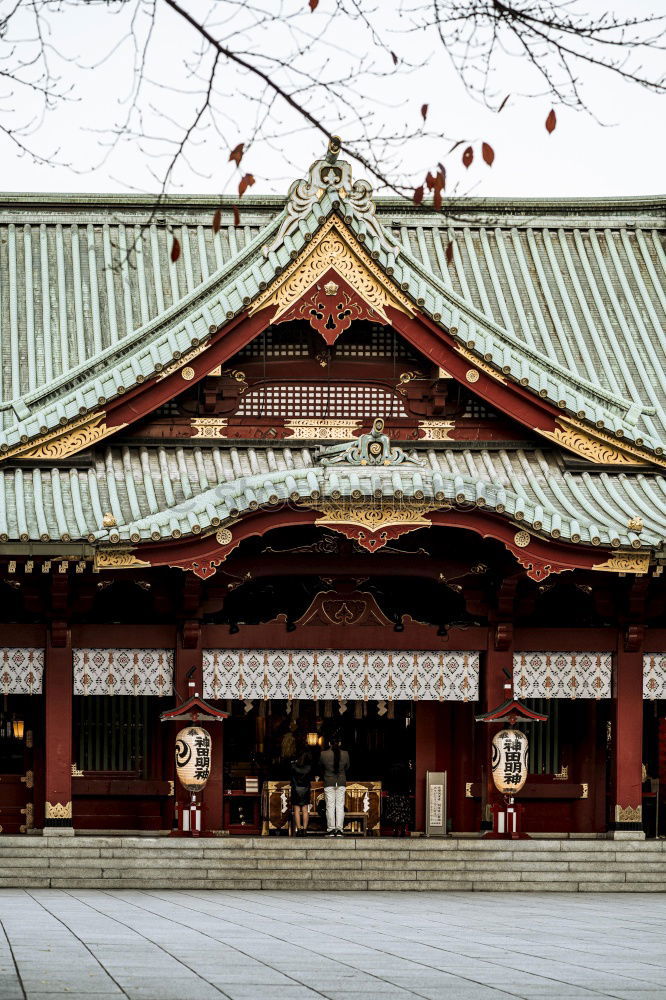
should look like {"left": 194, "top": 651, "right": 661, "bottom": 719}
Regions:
{"left": 0, "top": 139, "right": 664, "bottom": 840}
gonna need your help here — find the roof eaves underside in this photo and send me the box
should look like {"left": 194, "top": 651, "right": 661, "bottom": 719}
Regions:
{"left": 0, "top": 444, "right": 661, "bottom": 551}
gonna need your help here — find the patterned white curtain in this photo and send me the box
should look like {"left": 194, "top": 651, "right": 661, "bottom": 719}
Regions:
{"left": 514, "top": 652, "right": 611, "bottom": 699}
{"left": 0, "top": 648, "right": 44, "bottom": 694}
{"left": 643, "top": 655, "right": 666, "bottom": 700}
{"left": 203, "top": 649, "right": 479, "bottom": 701}
{"left": 73, "top": 649, "right": 173, "bottom": 696}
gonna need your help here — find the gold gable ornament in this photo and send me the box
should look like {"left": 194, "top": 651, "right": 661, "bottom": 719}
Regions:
{"left": 251, "top": 216, "right": 413, "bottom": 327}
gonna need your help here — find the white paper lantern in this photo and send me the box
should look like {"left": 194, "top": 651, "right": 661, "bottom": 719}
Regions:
{"left": 175, "top": 726, "right": 212, "bottom": 792}
{"left": 492, "top": 728, "right": 529, "bottom": 795}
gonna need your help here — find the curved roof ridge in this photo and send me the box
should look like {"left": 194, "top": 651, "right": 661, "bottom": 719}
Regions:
{"left": 93, "top": 461, "right": 648, "bottom": 552}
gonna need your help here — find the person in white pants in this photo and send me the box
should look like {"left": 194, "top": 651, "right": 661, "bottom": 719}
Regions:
{"left": 319, "top": 735, "right": 350, "bottom": 837}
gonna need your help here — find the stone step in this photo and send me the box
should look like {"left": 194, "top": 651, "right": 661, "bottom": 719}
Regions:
{"left": 0, "top": 836, "right": 663, "bottom": 891}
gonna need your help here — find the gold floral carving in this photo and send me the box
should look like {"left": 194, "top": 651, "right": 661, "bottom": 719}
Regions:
{"left": 93, "top": 550, "right": 151, "bottom": 571}
{"left": 20, "top": 803, "right": 34, "bottom": 833}
{"left": 303, "top": 499, "right": 443, "bottom": 533}
{"left": 614, "top": 803, "right": 642, "bottom": 823}
{"left": 20, "top": 770, "right": 34, "bottom": 789}
{"left": 191, "top": 418, "right": 229, "bottom": 438}
{"left": 285, "top": 418, "right": 362, "bottom": 440}
{"left": 580, "top": 783, "right": 589, "bottom": 799}
{"left": 465, "top": 369, "right": 479, "bottom": 384}
{"left": 250, "top": 217, "right": 414, "bottom": 324}
{"left": 418, "top": 420, "right": 455, "bottom": 441}
{"left": 455, "top": 345, "right": 507, "bottom": 383}
{"left": 45, "top": 801, "right": 72, "bottom": 820}
{"left": 3, "top": 413, "right": 116, "bottom": 463}
{"left": 181, "top": 366, "right": 195, "bottom": 381}
{"left": 541, "top": 417, "right": 659, "bottom": 468}
{"left": 592, "top": 552, "right": 650, "bottom": 575}
{"left": 513, "top": 530, "right": 531, "bottom": 548}
{"left": 216, "top": 528, "right": 233, "bottom": 545}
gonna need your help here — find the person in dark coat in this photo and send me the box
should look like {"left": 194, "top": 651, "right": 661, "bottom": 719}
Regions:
{"left": 290, "top": 748, "right": 315, "bottom": 836}
{"left": 319, "top": 734, "right": 350, "bottom": 837}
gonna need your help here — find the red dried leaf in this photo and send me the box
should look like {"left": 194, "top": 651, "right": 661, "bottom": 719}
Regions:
{"left": 238, "top": 173, "right": 255, "bottom": 197}
{"left": 309, "top": 0, "right": 318, "bottom": 9}
{"left": 427, "top": 167, "right": 445, "bottom": 207}
{"left": 482, "top": 142, "right": 495, "bottom": 166}
{"left": 545, "top": 108, "right": 557, "bottom": 133}
{"left": 212, "top": 209, "right": 222, "bottom": 234}
{"left": 413, "top": 185, "right": 424, "bottom": 206}
{"left": 445, "top": 239, "right": 455, "bottom": 265}
{"left": 462, "top": 145, "right": 474, "bottom": 169}
{"left": 229, "top": 143, "right": 244, "bottom": 166}
{"left": 391, "top": 51, "right": 398, "bottom": 66}
{"left": 170, "top": 236, "right": 181, "bottom": 263}
{"left": 232, "top": 206, "right": 241, "bottom": 227}
{"left": 421, "top": 103, "right": 429, "bottom": 122}
{"left": 497, "top": 94, "right": 510, "bottom": 113}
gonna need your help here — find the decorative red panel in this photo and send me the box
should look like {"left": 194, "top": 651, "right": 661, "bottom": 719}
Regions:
{"left": 274, "top": 268, "right": 381, "bottom": 345}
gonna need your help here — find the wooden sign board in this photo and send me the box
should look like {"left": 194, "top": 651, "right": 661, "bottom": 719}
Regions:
{"left": 425, "top": 770, "right": 447, "bottom": 837}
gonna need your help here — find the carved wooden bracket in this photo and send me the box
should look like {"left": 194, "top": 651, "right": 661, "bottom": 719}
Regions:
{"left": 494, "top": 623, "right": 514, "bottom": 652}
{"left": 624, "top": 624, "right": 645, "bottom": 653}
{"left": 181, "top": 620, "right": 201, "bottom": 649}
{"left": 50, "top": 621, "right": 69, "bottom": 648}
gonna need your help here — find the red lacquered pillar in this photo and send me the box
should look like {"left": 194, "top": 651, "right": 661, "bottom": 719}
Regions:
{"left": 44, "top": 623, "right": 73, "bottom": 835}
{"left": 174, "top": 623, "right": 223, "bottom": 832}
{"left": 481, "top": 627, "right": 513, "bottom": 832}
{"left": 610, "top": 632, "right": 645, "bottom": 839}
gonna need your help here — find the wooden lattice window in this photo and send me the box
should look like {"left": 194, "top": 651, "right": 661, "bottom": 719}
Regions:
{"left": 235, "top": 383, "right": 408, "bottom": 418}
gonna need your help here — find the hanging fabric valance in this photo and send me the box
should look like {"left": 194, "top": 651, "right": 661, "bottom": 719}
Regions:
{"left": 203, "top": 649, "right": 479, "bottom": 701}
{"left": 73, "top": 648, "right": 173, "bottom": 696}
{"left": 514, "top": 652, "right": 611, "bottom": 699}
{"left": 643, "top": 655, "right": 666, "bottom": 700}
{"left": 0, "top": 648, "right": 44, "bottom": 695}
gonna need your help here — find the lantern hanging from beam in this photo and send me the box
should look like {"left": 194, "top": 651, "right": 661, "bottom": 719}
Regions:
{"left": 175, "top": 726, "right": 212, "bottom": 792}
{"left": 492, "top": 728, "right": 529, "bottom": 795}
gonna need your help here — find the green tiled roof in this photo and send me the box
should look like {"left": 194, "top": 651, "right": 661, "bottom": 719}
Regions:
{"left": 0, "top": 166, "right": 664, "bottom": 458}
{"left": 0, "top": 444, "right": 661, "bottom": 552}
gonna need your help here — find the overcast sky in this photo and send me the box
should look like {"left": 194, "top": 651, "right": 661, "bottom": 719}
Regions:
{"left": 1, "top": 0, "right": 664, "bottom": 199}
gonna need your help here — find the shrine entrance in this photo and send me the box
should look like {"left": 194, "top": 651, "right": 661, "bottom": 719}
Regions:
{"left": 222, "top": 698, "right": 416, "bottom": 835}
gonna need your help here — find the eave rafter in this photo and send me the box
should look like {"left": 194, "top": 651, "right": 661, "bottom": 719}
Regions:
{"left": 1, "top": 141, "right": 664, "bottom": 473}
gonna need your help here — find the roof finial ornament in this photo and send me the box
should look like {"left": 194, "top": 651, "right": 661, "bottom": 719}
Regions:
{"left": 317, "top": 417, "right": 423, "bottom": 467}
{"left": 262, "top": 136, "right": 391, "bottom": 257}
{"left": 326, "top": 135, "right": 341, "bottom": 164}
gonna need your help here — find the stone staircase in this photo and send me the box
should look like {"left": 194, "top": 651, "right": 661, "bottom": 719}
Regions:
{"left": 0, "top": 836, "right": 665, "bottom": 891}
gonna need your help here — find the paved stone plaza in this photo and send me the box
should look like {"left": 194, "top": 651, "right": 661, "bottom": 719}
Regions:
{"left": 0, "top": 890, "right": 665, "bottom": 1000}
